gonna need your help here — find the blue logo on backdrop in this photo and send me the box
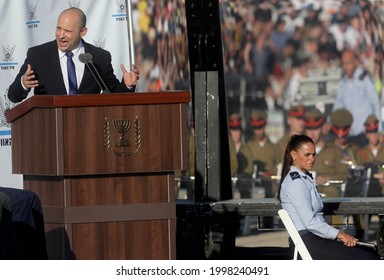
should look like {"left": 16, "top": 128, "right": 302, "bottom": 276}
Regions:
{"left": 0, "top": 93, "right": 11, "bottom": 130}
{"left": 0, "top": 92, "right": 12, "bottom": 147}
{"left": 0, "top": 45, "right": 18, "bottom": 69}
{"left": 113, "top": 0, "right": 127, "bottom": 21}
{"left": 26, "top": 2, "right": 40, "bottom": 28}
{"left": 68, "top": 0, "right": 81, "bottom": 8}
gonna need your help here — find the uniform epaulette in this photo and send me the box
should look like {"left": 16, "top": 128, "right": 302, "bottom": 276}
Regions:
{"left": 289, "top": 171, "right": 300, "bottom": 180}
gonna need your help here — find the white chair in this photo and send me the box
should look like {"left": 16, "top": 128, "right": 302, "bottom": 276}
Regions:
{"left": 278, "top": 209, "right": 312, "bottom": 260}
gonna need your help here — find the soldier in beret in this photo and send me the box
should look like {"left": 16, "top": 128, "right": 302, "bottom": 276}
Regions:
{"left": 228, "top": 113, "right": 244, "bottom": 154}
{"left": 241, "top": 110, "right": 280, "bottom": 179}
{"left": 304, "top": 108, "right": 348, "bottom": 197}
{"left": 329, "top": 108, "right": 360, "bottom": 195}
{"left": 329, "top": 108, "right": 359, "bottom": 163}
{"left": 240, "top": 110, "right": 280, "bottom": 198}
{"left": 277, "top": 104, "right": 306, "bottom": 162}
{"left": 330, "top": 108, "right": 363, "bottom": 238}
{"left": 364, "top": 114, "right": 381, "bottom": 134}
{"left": 228, "top": 113, "right": 250, "bottom": 198}
{"left": 227, "top": 114, "right": 240, "bottom": 178}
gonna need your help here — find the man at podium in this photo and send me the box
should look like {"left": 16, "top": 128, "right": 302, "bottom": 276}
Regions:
{"left": 8, "top": 7, "right": 140, "bottom": 103}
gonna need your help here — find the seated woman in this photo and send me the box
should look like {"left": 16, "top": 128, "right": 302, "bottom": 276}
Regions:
{"left": 277, "top": 134, "right": 380, "bottom": 260}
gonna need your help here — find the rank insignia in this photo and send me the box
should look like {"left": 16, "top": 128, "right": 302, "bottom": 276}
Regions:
{"left": 290, "top": 171, "right": 300, "bottom": 181}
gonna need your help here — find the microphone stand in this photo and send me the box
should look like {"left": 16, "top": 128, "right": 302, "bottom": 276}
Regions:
{"left": 79, "top": 53, "right": 111, "bottom": 94}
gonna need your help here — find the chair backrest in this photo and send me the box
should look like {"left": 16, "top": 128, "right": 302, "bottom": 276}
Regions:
{"left": 278, "top": 209, "right": 312, "bottom": 260}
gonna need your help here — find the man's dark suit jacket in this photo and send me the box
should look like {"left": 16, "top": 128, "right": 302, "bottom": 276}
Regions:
{"left": 8, "top": 40, "right": 134, "bottom": 103}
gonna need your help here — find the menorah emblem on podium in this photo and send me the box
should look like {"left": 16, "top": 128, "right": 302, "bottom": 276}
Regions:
{"left": 113, "top": 119, "right": 131, "bottom": 147}
{"left": 103, "top": 117, "right": 141, "bottom": 156}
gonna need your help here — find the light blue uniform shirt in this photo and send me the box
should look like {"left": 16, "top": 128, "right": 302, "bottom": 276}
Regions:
{"left": 280, "top": 166, "right": 339, "bottom": 240}
{"left": 333, "top": 67, "right": 381, "bottom": 136}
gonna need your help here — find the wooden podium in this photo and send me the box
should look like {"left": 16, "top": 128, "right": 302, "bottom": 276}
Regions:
{"left": 6, "top": 91, "right": 190, "bottom": 260}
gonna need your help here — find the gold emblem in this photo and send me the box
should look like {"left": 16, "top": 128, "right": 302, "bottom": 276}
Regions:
{"left": 104, "top": 117, "right": 141, "bottom": 156}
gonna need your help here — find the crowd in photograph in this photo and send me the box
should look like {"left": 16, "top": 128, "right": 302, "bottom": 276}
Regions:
{"left": 133, "top": 0, "right": 384, "bottom": 126}
{"left": 133, "top": 1, "right": 384, "bottom": 213}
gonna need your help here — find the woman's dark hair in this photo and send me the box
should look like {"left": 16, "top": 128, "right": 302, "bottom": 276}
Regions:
{"left": 276, "top": 134, "right": 314, "bottom": 202}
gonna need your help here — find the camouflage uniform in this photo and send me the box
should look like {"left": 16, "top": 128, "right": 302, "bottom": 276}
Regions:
{"left": 330, "top": 109, "right": 361, "bottom": 197}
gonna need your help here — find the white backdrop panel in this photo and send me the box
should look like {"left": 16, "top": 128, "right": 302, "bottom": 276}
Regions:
{"left": 0, "top": 0, "right": 132, "bottom": 188}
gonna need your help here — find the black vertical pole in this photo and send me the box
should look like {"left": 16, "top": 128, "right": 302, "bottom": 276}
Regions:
{"left": 185, "top": 0, "right": 232, "bottom": 202}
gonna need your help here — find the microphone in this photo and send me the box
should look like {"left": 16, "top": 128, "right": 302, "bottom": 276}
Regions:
{"left": 79, "top": 53, "right": 111, "bottom": 93}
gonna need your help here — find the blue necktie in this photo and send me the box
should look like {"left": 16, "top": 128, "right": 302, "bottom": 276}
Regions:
{"left": 66, "top": 51, "right": 77, "bottom": 94}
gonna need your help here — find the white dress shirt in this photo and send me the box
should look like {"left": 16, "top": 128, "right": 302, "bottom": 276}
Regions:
{"left": 58, "top": 42, "right": 85, "bottom": 94}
